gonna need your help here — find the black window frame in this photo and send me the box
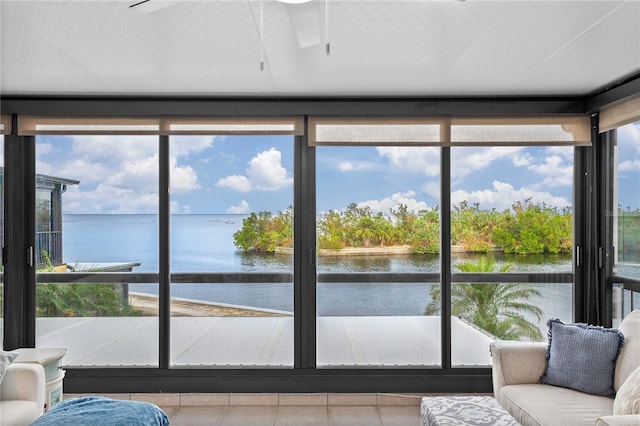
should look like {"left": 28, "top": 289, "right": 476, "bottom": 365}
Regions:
{"left": 1, "top": 90, "right": 637, "bottom": 393}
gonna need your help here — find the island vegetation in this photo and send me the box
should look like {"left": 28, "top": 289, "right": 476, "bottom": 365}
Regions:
{"left": 233, "top": 199, "right": 575, "bottom": 255}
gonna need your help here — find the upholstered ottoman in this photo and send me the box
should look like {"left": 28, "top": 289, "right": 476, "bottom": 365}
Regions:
{"left": 421, "top": 395, "right": 520, "bottom": 426}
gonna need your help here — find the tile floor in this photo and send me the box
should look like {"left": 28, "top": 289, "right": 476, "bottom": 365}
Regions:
{"left": 65, "top": 393, "right": 425, "bottom": 426}
{"left": 161, "top": 405, "right": 421, "bottom": 426}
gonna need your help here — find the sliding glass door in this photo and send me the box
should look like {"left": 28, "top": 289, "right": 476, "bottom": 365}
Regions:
{"left": 449, "top": 146, "right": 574, "bottom": 365}
{"left": 35, "top": 134, "right": 160, "bottom": 366}
{"left": 316, "top": 145, "right": 441, "bottom": 367}
{"left": 169, "top": 135, "right": 295, "bottom": 367}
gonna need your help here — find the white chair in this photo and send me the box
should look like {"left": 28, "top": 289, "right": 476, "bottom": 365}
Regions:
{"left": 0, "top": 362, "right": 46, "bottom": 426}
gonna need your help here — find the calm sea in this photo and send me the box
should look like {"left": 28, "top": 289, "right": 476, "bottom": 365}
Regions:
{"left": 62, "top": 214, "right": 574, "bottom": 325}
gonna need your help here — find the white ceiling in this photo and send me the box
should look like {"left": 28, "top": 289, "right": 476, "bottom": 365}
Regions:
{"left": 1, "top": 0, "right": 639, "bottom": 97}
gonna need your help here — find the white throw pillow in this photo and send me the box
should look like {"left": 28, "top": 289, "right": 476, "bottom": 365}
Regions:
{"left": 614, "top": 365, "right": 640, "bottom": 415}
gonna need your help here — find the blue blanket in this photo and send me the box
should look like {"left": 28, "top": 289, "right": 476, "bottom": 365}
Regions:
{"left": 30, "top": 396, "right": 170, "bottom": 426}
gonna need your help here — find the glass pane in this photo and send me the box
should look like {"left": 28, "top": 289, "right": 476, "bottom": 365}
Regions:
{"left": 168, "top": 135, "right": 294, "bottom": 367}
{"left": 35, "top": 135, "right": 159, "bottom": 366}
{"left": 614, "top": 121, "right": 640, "bottom": 280}
{"left": 316, "top": 146, "right": 441, "bottom": 367}
{"left": 612, "top": 283, "right": 640, "bottom": 327}
{"left": 449, "top": 146, "right": 574, "bottom": 365}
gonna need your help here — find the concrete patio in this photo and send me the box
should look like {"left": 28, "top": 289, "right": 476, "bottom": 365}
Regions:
{"left": 26, "top": 315, "right": 494, "bottom": 367}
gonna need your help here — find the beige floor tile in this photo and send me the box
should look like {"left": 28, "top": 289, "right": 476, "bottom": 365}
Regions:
{"left": 279, "top": 393, "right": 328, "bottom": 406}
{"left": 376, "top": 393, "right": 423, "bottom": 406}
{"left": 181, "top": 393, "right": 230, "bottom": 406}
{"left": 328, "top": 406, "right": 382, "bottom": 426}
{"left": 377, "top": 406, "right": 422, "bottom": 426}
{"left": 221, "top": 405, "right": 278, "bottom": 426}
{"left": 275, "top": 406, "right": 328, "bottom": 426}
{"left": 165, "top": 406, "right": 228, "bottom": 426}
{"left": 327, "top": 394, "right": 377, "bottom": 406}
{"left": 230, "top": 393, "right": 279, "bottom": 406}
{"left": 131, "top": 393, "right": 180, "bottom": 407}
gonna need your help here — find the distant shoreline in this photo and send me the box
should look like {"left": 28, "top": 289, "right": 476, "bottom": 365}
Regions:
{"left": 274, "top": 245, "right": 503, "bottom": 256}
{"left": 129, "top": 292, "right": 292, "bottom": 317}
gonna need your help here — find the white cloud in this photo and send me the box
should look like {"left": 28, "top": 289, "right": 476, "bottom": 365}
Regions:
{"left": 512, "top": 153, "right": 534, "bottom": 167}
{"left": 451, "top": 147, "right": 523, "bottom": 179}
{"left": 216, "top": 175, "right": 252, "bottom": 192}
{"left": 61, "top": 184, "right": 159, "bottom": 214}
{"left": 217, "top": 148, "right": 292, "bottom": 192}
{"left": 171, "top": 201, "right": 191, "bottom": 214}
{"left": 36, "top": 143, "right": 53, "bottom": 157}
{"left": 527, "top": 154, "right": 572, "bottom": 187}
{"left": 357, "top": 191, "right": 432, "bottom": 215}
{"left": 376, "top": 147, "right": 440, "bottom": 176}
{"left": 226, "top": 200, "right": 250, "bottom": 214}
{"left": 89, "top": 154, "right": 200, "bottom": 195}
{"left": 247, "top": 148, "right": 292, "bottom": 190}
{"left": 451, "top": 181, "right": 570, "bottom": 211}
{"left": 619, "top": 160, "right": 640, "bottom": 172}
{"left": 35, "top": 135, "right": 204, "bottom": 214}
{"left": 170, "top": 135, "right": 216, "bottom": 157}
{"left": 545, "top": 146, "right": 573, "bottom": 160}
{"left": 421, "top": 181, "right": 440, "bottom": 201}
{"left": 338, "top": 161, "right": 373, "bottom": 172}
{"left": 69, "top": 135, "right": 158, "bottom": 165}
{"left": 618, "top": 122, "right": 640, "bottom": 146}
{"left": 170, "top": 158, "right": 201, "bottom": 193}
{"left": 616, "top": 123, "right": 640, "bottom": 180}
{"left": 37, "top": 157, "right": 112, "bottom": 184}
{"left": 106, "top": 154, "right": 159, "bottom": 191}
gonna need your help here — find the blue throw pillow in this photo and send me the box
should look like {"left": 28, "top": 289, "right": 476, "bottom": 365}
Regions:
{"left": 540, "top": 318, "right": 625, "bottom": 397}
{"left": 30, "top": 396, "right": 170, "bottom": 426}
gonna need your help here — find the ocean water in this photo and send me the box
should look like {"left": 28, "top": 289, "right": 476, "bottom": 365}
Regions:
{"left": 62, "top": 214, "right": 574, "bottom": 323}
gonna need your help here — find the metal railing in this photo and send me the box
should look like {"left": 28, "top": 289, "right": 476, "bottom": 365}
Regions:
{"left": 31, "top": 271, "right": 574, "bottom": 285}
{"left": 36, "top": 231, "right": 63, "bottom": 266}
{"left": 612, "top": 275, "right": 640, "bottom": 323}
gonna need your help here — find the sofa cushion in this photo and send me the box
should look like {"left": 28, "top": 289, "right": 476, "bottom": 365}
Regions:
{"left": 615, "top": 310, "right": 640, "bottom": 392}
{"left": 0, "top": 351, "right": 18, "bottom": 384}
{"left": 614, "top": 365, "right": 640, "bottom": 415}
{"left": 500, "top": 384, "right": 614, "bottom": 426}
{"left": 0, "top": 400, "right": 41, "bottom": 426}
{"left": 540, "top": 319, "right": 624, "bottom": 397}
{"left": 596, "top": 415, "right": 640, "bottom": 426}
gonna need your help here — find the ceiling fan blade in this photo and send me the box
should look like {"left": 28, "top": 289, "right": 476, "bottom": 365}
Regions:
{"left": 283, "top": 1, "right": 321, "bottom": 48}
{"left": 129, "top": 0, "right": 151, "bottom": 8}
{"left": 129, "top": 0, "right": 179, "bottom": 13}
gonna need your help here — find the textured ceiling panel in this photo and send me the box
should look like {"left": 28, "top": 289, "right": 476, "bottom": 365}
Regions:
{"left": 0, "top": 0, "right": 638, "bottom": 96}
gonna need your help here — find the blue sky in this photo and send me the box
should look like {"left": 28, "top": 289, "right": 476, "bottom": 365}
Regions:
{"left": 28, "top": 121, "right": 640, "bottom": 215}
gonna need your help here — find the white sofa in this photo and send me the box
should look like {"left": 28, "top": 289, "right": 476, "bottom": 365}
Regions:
{"left": 0, "top": 362, "right": 46, "bottom": 426}
{"left": 490, "top": 309, "right": 640, "bottom": 426}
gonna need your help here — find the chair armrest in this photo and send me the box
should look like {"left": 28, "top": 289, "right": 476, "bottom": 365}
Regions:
{"left": 1, "top": 362, "right": 46, "bottom": 414}
{"left": 490, "top": 341, "right": 547, "bottom": 401}
{"left": 596, "top": 415, "right": 640, "bottom": 426}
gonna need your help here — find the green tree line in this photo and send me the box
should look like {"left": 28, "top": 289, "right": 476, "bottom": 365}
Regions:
{"left": 618, "top": 206, "right": 640, "bottom": 260}
{"left": 234, "top": 199, "right": 576, "bottom": 255}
